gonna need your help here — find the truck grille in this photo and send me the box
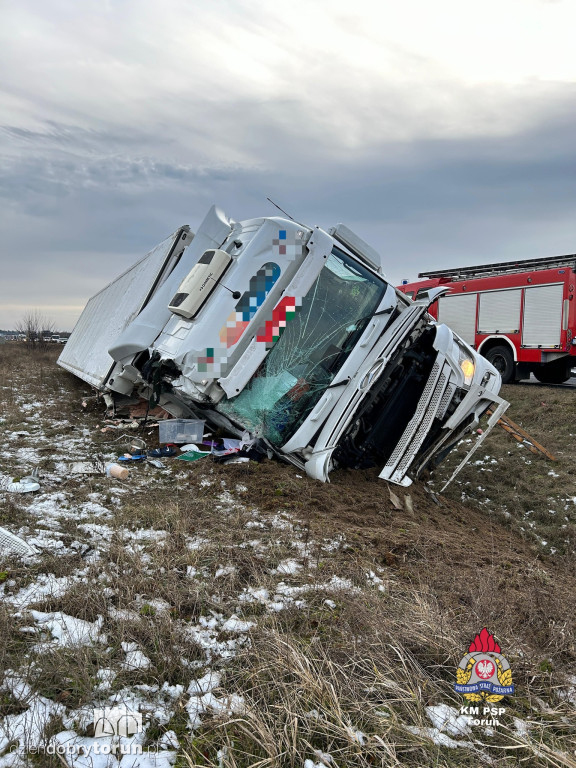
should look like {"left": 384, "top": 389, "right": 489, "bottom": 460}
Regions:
{"left": 436, "top": 382, "right": 456, "bottom": 420}
{"left": 380, "top": 359, "right": 451, "bottom": 483}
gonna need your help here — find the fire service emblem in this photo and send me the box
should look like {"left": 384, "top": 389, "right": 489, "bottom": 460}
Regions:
{"left": 455, "top": 628, "right": 514, "bottom": 702}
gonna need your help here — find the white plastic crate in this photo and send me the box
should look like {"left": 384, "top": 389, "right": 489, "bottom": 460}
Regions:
{"left": 159, "top": 419, "right": 205, "bottom": 444}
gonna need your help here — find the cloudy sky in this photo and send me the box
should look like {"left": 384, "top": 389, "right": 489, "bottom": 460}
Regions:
{"left": 1, "top": 0, "right": 575, "bottom": 330}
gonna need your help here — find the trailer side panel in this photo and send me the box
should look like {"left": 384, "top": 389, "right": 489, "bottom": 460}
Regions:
{"left": 58, "top": 231, "right": 183, "bottom": 389}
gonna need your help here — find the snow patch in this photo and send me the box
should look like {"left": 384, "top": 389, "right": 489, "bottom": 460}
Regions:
{"left": 426, "top": 704, "right": 471, "bottom": 737}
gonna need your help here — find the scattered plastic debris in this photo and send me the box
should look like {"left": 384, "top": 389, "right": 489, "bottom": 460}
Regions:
{"left": 177, "top": 450, "right": 211, "bottom": 463}
{"left": 7, "top": 475, "right": 40, "bottom": 494}
{"left": 149, "top": 445, "right": 178, "bottom": 458}
{"left": 159, "top": 419, "right": 205, "bottom": 445}
{"left": 105, "top": 463, "right": 129, "bottom": 480}
{"left": 117, "top": 452, "right": 146, "bottom": 463}
{"left": 388, "top": 487, "right": 403, "bottom": 511}
{"left": 0, "top": 526, "right": 38, "bottom": 556}
{"left": 70, "top": 460, "right": 104, "bottom": 475}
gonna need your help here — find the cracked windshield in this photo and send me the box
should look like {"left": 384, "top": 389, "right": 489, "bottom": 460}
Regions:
{"left": 218, "top": 247, "right": 387, "bottom": 445}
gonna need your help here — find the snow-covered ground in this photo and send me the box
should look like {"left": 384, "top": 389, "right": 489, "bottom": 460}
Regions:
{"left": 1, "top": 361, "right": 575, "bottom": 768}
{"left": 0, "top": 383, "right": 385, "bottom": 766}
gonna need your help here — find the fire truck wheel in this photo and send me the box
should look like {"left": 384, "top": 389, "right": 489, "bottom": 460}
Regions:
{"left": 534, "top": 360, "right": 572, "bottom": 384}
{"left": 484, "top": 345, "right": 515, "bottom": 384}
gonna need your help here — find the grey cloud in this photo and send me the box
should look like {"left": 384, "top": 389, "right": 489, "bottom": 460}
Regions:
{"left": 2, "top": 103, "right": 575, "bottom": 330}
{"left": 1, "top": 19, "right": 575, "bottom": 330}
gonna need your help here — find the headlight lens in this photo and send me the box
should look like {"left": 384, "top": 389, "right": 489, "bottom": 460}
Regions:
{"left": 455, "top": 341, "right": 476, "bottom": 386}
{"left": 460, "top": 358, "right": 475, "bottom": 383}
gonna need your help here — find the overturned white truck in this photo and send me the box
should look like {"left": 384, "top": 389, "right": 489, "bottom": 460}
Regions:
{"left": 59, "top": 206, "right": 508, "bottom": 487}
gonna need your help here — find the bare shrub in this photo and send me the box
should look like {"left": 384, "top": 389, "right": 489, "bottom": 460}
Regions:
{"left": 15, "top": 309, "right": 55, "bottom": 351}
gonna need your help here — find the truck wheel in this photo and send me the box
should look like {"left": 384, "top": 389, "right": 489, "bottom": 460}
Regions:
{"left": 534, "top": 360, "right": 572, "bottom": 384}
{"left": 484, "top": 345, "right": 515, "bottom": 384}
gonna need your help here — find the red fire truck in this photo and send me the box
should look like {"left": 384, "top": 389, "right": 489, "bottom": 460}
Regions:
{"left": 398, "top": 254, "right": 576, "bottom": 384}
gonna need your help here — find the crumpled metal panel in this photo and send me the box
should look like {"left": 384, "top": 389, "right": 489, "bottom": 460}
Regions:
{"left": 58, "top": 231, "right": 183, "bottom": 389}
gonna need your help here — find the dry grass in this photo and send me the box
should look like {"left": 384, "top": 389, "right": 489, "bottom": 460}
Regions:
{"left": 0, "top": 344, "right": 575, "bottom": 767}
{"left": 179, "top": 588, "right": 576, "bottom": 767}
{"left": 433, "top": 381, "right": 576, "bottom": 558}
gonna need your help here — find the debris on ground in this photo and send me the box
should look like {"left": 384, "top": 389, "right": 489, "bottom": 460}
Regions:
{"left": 487, "top": 407, "right": 557, "bottom": 460}
{"left": 148, "top": 445, "right": 178, "bottom": 458}
{"left": 70, "top": 459, "right": 106, "bottom": 475}
{"left": 388, "top": 487, "right": 403, "bottom": 511}
{"left": 105, "top": 462, "right": 129, "bottom": 480}
{"left": 4, "top": 469, "right": 41, "bottom": 494}
{"left": 6, "top": 477, "right": 40, "bottom": 494}
{"left": 176, "top": 450, "right": 211, "bottom": 462}
{"left": 0, "top": 526, "right": 38, "bottom": 556}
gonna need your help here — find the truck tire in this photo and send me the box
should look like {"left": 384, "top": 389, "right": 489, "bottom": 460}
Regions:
{"left": 484, "top": 345, "right": 515, "bottom": 384}
{"left": 534, "top": 360, "right": 572, "bottom": 384}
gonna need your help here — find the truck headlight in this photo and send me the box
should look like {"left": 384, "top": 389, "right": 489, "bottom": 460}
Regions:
{"left": 456, "top": 342, "right": 476, "bottom": 386}
{"left": 460, "top": 358, "right": 475, "bottom": 383}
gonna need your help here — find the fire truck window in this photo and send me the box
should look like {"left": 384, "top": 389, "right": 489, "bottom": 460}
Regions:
{"left": 405, "top": 291, "right": 415, "bottom": 299}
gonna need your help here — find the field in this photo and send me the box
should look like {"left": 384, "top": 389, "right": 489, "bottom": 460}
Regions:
{"left": 0, "top": 344, "right": 575, "bottom": 768}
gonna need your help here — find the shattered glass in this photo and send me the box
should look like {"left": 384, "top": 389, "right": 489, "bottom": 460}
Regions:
{"left": 218, "top": 247, "right": 386, "bottom": 445}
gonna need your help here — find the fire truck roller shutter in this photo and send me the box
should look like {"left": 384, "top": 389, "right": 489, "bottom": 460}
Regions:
{"left": 478, "top": 289, "right": 522, "bottom": 334}
{"left": 437, "top": 293, "right": 477, "bottom": 345}
{"left": 522, "top": 284, "right": 563, "bottom": 348}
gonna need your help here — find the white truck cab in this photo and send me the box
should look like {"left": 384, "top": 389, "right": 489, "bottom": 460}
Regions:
{"left": 59, "top": 205, "right": 508, "bottom": 487}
